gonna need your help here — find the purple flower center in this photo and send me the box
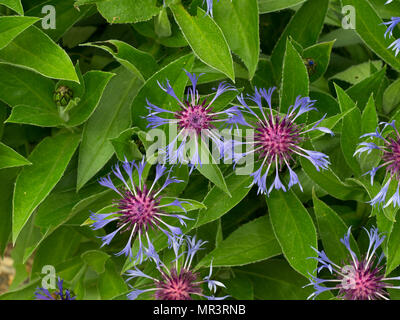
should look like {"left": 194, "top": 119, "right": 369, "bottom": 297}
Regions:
{"left": 254, "top": 115, "right": 303, "bottom": 164}
{"left": 118, "top": 185, "right": 160, "bottom": 232}
{"left": 339, "top": 261, "right": 386, "bottom": 300}
{"left": 175, "top": 100, "right": 215, "bottom": 134}
{"left": 383, "top": 138, "right": 400, "bottom": 178}
{"left": 155, "top": 268, "right": 202, "bottom": 300}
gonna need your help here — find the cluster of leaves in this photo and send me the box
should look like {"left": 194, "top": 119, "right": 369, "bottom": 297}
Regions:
{"left": 2, "top": 0, "right": 400, "bottom": 300}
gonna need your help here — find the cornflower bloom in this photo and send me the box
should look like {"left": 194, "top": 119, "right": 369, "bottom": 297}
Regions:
{"left": 354, "top": 121, "right": 400, "bottom": 208}
{"left": 90, "top": 158, "right": 193, "bottom": 262}
{"left": 125, "top": 235, "right": 228, "bottom": 300}
{"left": 35, "top": 278, "right": 75, "bottom": 300}
{"left": 306, "top": 227, "right": 400, "bottom": 300}
{"left": 228, "top": 87, "right": 333, "bottom": 195}
{"left": 146, "top": 71, "right": 244, "bottom": 170}
{"left": 383, "top": 0, "right": 400, "bottom": 55}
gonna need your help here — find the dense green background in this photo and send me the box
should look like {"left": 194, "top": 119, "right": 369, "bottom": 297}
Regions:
{"left": 1, "top": 0, "right": 400, "bottom": 300}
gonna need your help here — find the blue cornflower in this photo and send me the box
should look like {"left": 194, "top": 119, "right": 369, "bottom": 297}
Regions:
{"left": 227, "top": 87, "right": 333, "bottom": 195}
{"left": 383, "top": 1, "right": 400, "bottom": 55}
{"left": 355, "top": 121, "right": 400, "bottom": 208}
{"left": 35, "top": 277, "right": 75, "bottom": 300}
{"left": 306, "top": 227, "right": 400, "bottom": 300}
{"left": 125, "top": 235, "right": 228, "bottom": 300}
{"left": 90, "top": 158, "right": 193, "bottom": 262}
{"left": 146, "top": 71, "right": 242, "bottom": 170}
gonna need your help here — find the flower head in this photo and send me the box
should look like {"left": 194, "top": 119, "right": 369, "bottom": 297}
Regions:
{"left": 35, "top": 278, "right": 75, "bottom": 300}
{"left": 146, "top": 71, "right": 240, "bottom": 171}
{"left": 355, "top": 121, "right": 400, "bottom": 208}
{"left": 125, "top": 235, "right": 228, "bottom": 300}
{"left": 90, "top": 158, "right": 193, "bottom": 262}
{"left": 306, "top": 227, "right": 400, "bottom": 300}
{"left": 227, "top": 87, "right": 333, "bottom": 195}
{"left": 383, "top": 1, "right": 400, "bottom": 55}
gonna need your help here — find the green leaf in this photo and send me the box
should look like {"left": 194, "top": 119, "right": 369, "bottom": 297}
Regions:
{"left": 258, "top": 0, "right": 306, "bottom": 13}
{"left": 0, "top": 63, "right": 55, "bottom": 109}
{"left": 12, "top": 133, "right": 81, "bottom": 243}
{"left": 235, "top": 259, "right": 332, "bottom": 300}
{"left": 312, "top": 190, "right": 359, "bottom": 264}
{"left": 0, "top": 26, "right": 79, "bottom": 82}
{"left": 81, "top": 250, "right": 110, "bottom": 274}
{"left": 26, "top": 0, "right": 93, "bottom": 41}
{"left": 341, "top": 0, "right": 400, "bottom": 72}
{"left": 82, "top": 40, "right": 159, "bottom": 82}
{"left": 110, "top": 127, "right": 144, "bottom": 162}
{"left": 271, "top": 0, "right": 329, "bottom": 79}
{"left": 266, "top": 189, "right": 317, "bottom": 277}
{"left": 0, "top": 16, "right": 39, "bottom": 50}
{"left": 96, "top": 0, "right": 161, "bottom": 23}
{"left": 196, "top": 215, "right": 281, "bottom": 268}
{"left": 345, "top": 67, "right": 386, "bottom": 111}
{"left": 213, "top": 0, "right": 259, "bottom": 78}
{"left": 171, "top": 4, "right": 234, "bottom": 81}
{"left": 195, "top": 173, "right": 253, "bottom": 228}
{"left": 66, "top": 71, "right": 115, "bottom": 126}
{"left": 160, "top": 197, "right": 206, "bottom": 213}
{"left": 6, "top": 105, "right": 63, "bottom": 127}
{"left": 335, "top": 83, "right": 361, "bottom": 176}
{"left": 196, "top": 146, "right": 230, "bottom": 196}
{"left": 303, "top": 41, "right": 334, "bottom": 82}
{"left": 386, "top": 219, "right": 400, "bottom": 275}
{"left": 280, "top": 40, "right": 309, "bottom": 113}
{"left": 77, "top": 66, "right": 142, "bottom": 190}
{"left": 131, "top": 54, "right": 194, "bottom": 130}
{"left": 0, "top": 0, "right": 23, "bottom": 15}
{"left": 98, "top": 260, "right": 127, "bottom": 300}
{"left": 0, "top": 168, "right": 18, "bottom": 255}
{"left": 0, "top": 142, "right": 31, "bottom": 169}
{"left": 383, "top": 78, "right": 400, "bottom": 115}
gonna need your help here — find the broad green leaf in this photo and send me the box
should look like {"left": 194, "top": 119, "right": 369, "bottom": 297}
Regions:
{"left": 312, "top": 190, "right": 359, "bottom": 264}
{"left": 224, "top": 273, "right": 254, "bottom": 300}
{"left": 341, "top": 0, "right": 400, "bottom": 72}
{"left": 66, "top": 71, "right": 115, "bottom": 126}
{"left": 280, "top": 40, "right": 309, "bottom": 113}
{"left": 0, "top": 63, "right": 55, "bottom": 109}
{"left": 0, "top": 142, "right": 31, "bottom": 169}
{"left": 196, "top": 146, "right": 230, "bottom": 196}
{"left": 0, "top": 168, "right": 18, "bottom": 255}
{"left": 77, "top": 67, "right": 142, "bottom": 190}
{"left": 81, "top": 250, "right": 110, "bottom": 274}
{"left": 98, "top": 260, "right": 127, "bottom": 300}
{"left": 82, "top": 40, "right": 159, "bottom": 82}
{"left": 0, "top": 26, "right": 79, "bottom": 82}
{"left": 195, "top": 173, "right": 253, "bottom": 227}
{"left": 26, "top": 0, "right": 94, "bottom": 41}
{"left": 160, "top": 197, "right": 206, "bottom": 213}
{"left": 110, "top": 128, "right": 144, "bottom": 162}
{"left": 301, "top": 154, "right": 366, "bottom": 201}
{"left": 330, "top": 60, "right": 383, "bottom": 85}
{"left": 31, "top": 227, "right": 82, "bottom": 275}
{"left": 383, "top": 78, "right": 400, "bottom": 115}
{"left": 258, "top": 0, "right": 305, "bottom": 13}
{"left": 386, "top": 219, "right": 400, "bottom": 275}
{"left": 266, "top": 189, "right": 317, "bottom": 277}
{"left": 6, "top": 105, "right": 63, "bottom": 127}
{"left": 131, "top": 54, "right": 194, "bottom": 130}
{"left": 0, "top": 0, "right": 23, "bottom": 15}
{"left": 335, "top": 83, "right": 361, "bottom": 176}
{"left": 271, "top": 0, "right": 329, "bottom": 79}
{"left": 303, "top": 41, "right": 334, "bottom": 82}
{"left": 0, "top": 16, "right": 39, "bottom": 50}
{"left": 235, "top": 259, "right": 332, "bottom": 300}
{"left": 345, "top": 67, "right": 386, "bottom": 111}
{"left": 96, "top": 0, "right": 161, "bottom": 23}
{"left": 196, "top": 215, "right": 281, "bottom": 268}
{"left": 171, "top": 4, "right": 234, "bottom": 81}
{"left": 12, "top": 133, "right": 81, "bottom": 243}
{"left": 213, "top": 0, "right": 259, "bottom": 78}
